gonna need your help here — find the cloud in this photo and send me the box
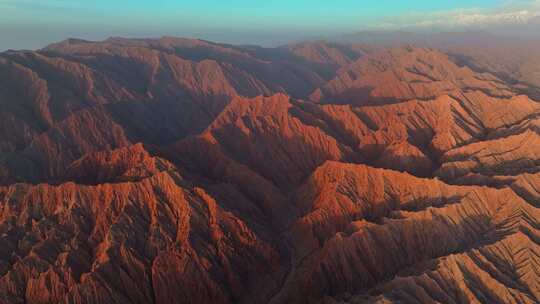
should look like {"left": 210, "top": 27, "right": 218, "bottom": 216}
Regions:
{"left": 373, "top": 0, "right": 540, "bottom": 31}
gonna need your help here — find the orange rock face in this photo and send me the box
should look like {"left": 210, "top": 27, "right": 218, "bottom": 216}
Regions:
{"left": 1, "top": 38, "right": 540, "bottom": 303}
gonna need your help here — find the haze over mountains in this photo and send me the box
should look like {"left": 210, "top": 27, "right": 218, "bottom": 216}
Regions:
{"left": 1, "top": 33, "right": 540, "bottom": 303}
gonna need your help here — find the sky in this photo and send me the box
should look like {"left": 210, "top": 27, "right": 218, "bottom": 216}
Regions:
{"left": 1, "top": 0, "right": 540, "bottom": 50}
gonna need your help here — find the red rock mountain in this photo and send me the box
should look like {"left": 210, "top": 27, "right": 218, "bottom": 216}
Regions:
{"left": 1, "top": 37, "right": 540, "bottom": 304}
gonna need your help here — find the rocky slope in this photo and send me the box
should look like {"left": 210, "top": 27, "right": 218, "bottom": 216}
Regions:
{"left": 1, "top": 37, "right": 540, "bottom": 303}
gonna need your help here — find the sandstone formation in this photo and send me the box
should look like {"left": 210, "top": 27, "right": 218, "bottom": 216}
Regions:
{"left": 1, "top": 37, "right": 540, "bottom": 303}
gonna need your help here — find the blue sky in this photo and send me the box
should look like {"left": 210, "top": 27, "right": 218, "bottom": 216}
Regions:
{"left": 0, "top": 0, "right": 538, "bottom": 50}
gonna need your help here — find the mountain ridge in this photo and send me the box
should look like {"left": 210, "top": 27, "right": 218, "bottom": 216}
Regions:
{"left": 1, "top": 36, "right": 540, "bottom": 303}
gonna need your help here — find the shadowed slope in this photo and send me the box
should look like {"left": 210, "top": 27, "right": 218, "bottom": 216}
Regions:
{"left": 273, "top": 162, "right": 540, "bottom": 304}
